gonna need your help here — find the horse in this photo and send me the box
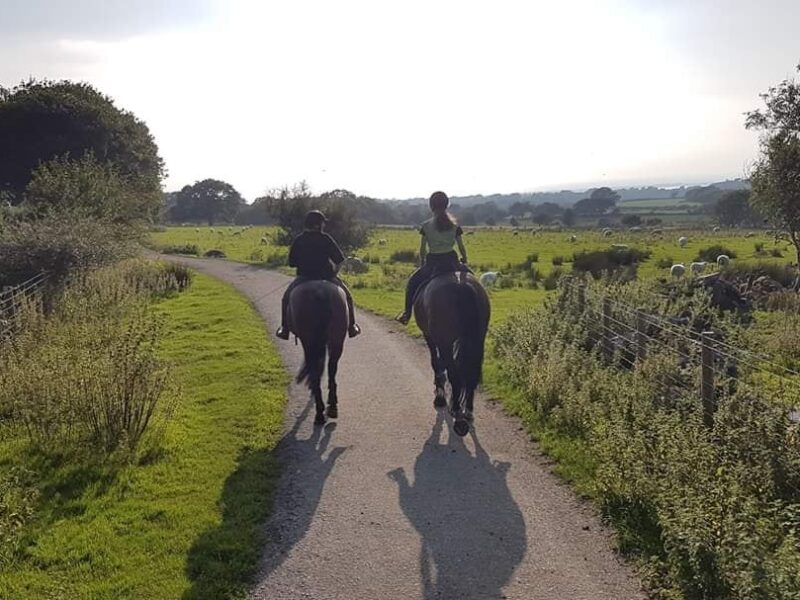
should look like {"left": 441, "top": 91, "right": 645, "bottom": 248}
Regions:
{"left": 414, "top": 272, "right": 490, "bottom": 437}
{"left": 288, "top": 280, "right": 349, "bottom": 425}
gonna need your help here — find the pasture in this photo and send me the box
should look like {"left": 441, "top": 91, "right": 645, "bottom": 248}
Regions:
{"left": 150, "top": 225, "right": 795, "bottom": 323}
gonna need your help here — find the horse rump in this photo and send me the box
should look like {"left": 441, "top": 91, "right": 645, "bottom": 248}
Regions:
{"left": 295, "top": 293, "right": 331, "bottom": 387}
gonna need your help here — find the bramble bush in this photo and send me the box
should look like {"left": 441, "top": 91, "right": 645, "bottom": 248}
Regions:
{"left": 493, "top": 278, "right": 800, "bottom": 599}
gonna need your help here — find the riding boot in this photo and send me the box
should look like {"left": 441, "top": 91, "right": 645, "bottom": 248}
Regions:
{"left": 338, "top": 280, "right": 361, "bottom": 338}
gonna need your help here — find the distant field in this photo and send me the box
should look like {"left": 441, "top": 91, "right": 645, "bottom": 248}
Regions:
{"left": 149, "top": 225, "right": 793, "bottom": 323}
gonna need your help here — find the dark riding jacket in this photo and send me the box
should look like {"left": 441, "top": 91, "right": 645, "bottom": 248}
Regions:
{"left": 288, "top": 230, "right": 345, "bottom": 280}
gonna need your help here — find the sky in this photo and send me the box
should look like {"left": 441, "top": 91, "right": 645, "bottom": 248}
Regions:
{"left": 1, "top": 0, "right": 798, "bottom": 200}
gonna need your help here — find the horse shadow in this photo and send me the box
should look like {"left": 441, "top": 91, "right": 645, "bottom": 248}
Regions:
{"left": 388, "top": 411, "right": 527, "bottom": 599}
{"left": 183, "top": 400, "right": 345, "bottom": 599}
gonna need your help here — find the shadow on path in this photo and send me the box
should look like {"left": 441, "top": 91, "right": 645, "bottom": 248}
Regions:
{"left": 388, "top": 411, "right": 527, "bottom": 600}
{"left": 183, "top": 401, "right": 345, "bottom": 599}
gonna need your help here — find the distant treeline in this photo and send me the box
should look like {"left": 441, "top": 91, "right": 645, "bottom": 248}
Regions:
{"left": 162, "top": 179, "right": 754, "bottom": 228}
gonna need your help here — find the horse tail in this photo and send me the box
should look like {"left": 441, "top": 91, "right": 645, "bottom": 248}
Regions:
{"left": 296, "top": 292, "right": 330, "bottom": 386}
{"left": 454, "top": 283, "right": 486, "bottom": 392}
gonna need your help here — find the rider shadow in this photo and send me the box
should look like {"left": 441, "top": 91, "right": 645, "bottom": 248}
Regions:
{"left": 183, "top": 400, "right": 345, "bottom": 599}
{"left": 388, "top": 411, "right": 527, "bottom": 600}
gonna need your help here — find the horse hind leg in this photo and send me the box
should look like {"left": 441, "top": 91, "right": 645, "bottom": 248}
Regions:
{"left": 326, "top": 342, "right": 343, "bottom": 419}
{"left": 442, "top": 345, "right": 469, "bottom": 436}
{"left": 426, "top": 337, "right": 447, "bottom": 408}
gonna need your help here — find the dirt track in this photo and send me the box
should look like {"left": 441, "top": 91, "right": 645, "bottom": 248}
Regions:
{"left": 164, "top": 256, "right": 645, "bottom": 600}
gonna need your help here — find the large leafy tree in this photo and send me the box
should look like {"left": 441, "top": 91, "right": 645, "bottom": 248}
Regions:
{"left": 0, "top": 80, "right": 164, "bottom": 207}
{"left": 746, "top": 62, "right": 800, "bottom": 262}
{"left": 573, "top": 187, "right": 619, "bottom": 215}
{"left": 170, "top": 179, "right": 245, "bottom": 225}
{"left": 714, "top": 190, "right": 759, "bottom": 228}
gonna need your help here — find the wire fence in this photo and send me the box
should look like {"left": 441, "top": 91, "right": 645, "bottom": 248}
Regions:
{"left": 0, "top": 273, "right": 50, "bottom": 339}
{"left": 559, "top": 276, "right": 800, "bottom": 426}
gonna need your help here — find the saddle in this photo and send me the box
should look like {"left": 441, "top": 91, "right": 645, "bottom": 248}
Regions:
{"left": 413, "top": 263, "right": 472, "bottom": 304}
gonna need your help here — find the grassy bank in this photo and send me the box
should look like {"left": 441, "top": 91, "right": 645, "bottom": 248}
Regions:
{"left": 0, "top": 273, "right": 288, "bottom": 599}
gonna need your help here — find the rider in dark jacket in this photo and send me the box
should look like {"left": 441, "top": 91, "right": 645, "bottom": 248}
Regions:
{"left": 276, "top": 210, "right": 361, "bottom": 339}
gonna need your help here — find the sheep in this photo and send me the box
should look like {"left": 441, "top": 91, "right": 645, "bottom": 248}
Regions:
{"left": 678, "top": 236, "right": 688, "bottom": 248}
{"left": 602, "top": 228, "right": 613, "bottom": 237}
{"left": 232, "top": 230, "right": 242, "bottom": 236}
{"left": 195, "top": 227, "right": 200, "bottom": 233}
{"left": 479, "top": 271, "right": 502, "bottom": 287}
{"left": 569, "top": 234, "right": 577, "bottom": 243}
{"left": 670, "top": 264, "right": 686, "bottom": 278}
{"left": 716, "top": 254, "right": 730, "bottom": 268}
{"left": 378, "top": 239, "right": 387, "bottom": 246}
{"left": 690, "top": 261, "right": 707, "bottom": 275}
{"left": 260, "top": 236, "right": 269, "bottom": 245}
{"left": 341, "top": 256, "right": 368, "bottom": 274}
{"left": 745, "top": 231, "right": 755, "bottom": 238}
{"left": 629, "top": 226, "right": 642, "bottom": 233}
{"left": 712, "top": 226, "right": 720, "bottom": 233}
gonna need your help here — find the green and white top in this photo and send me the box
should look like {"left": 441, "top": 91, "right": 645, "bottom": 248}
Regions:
{"left": 419, "top": 218, "right": 464, "bottom": 255}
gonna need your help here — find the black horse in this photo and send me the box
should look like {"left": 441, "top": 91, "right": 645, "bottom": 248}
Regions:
{"left": 288, "top": 280, "right": 349, "bottom": 425}
{"left": 414, "top": 272, "right": 490, "bottom": 436}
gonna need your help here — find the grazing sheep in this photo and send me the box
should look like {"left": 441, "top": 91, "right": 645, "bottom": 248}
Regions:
{"left": 260, "top": 236, "right": 269, "bottom": 245}
{"left": 195, "top": 227, "right": 200, "bottom": 233}
{"left": 716, "top": 254, "right": 730, "bottom": 268}
{"left": 378, "top": 239, "right": 387, "bottom": 246}
{"left": 678, "top": 236, "right": 688, "bottom": 248}
{"left": 233, "top": 231, "right": 242, "bottom": 236}
{"left": 712, "top": 226, "right": 720, "bottom": 233}
{"left": 690, "top": 261, "right": 707, "bottom": 275}
{"left": 671, "top": 264, "right": 686, "bottom": 278}
{"left": 745, "top": 231, "right": 755, "bottom": 238}
{"left": 569, "top": 235, "right": 577, "bottom": 243}
{"left": 209, "top": 228, "right": 215, "bottom": 233}
{"left": 651, "top": 228, "right": 663, "bottom": 235}
{"left": 629, "top": 226, "right": 642, "bottom": 233}
{"left": 479, "top": 271, "right": 502, "bottom": 287}
{"left": 602, "top": 228, "right": 613, "bottom": 237}
{"left": 341, "top": 256, "right": 368, "bottom": 274}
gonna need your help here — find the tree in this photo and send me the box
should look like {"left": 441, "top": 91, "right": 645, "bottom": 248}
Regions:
{"left": 746, "top": 62, "right": 800, "bottom": 262}
{"left": 0, "top": 80, "right": 163, "bottom": 206}
{"left": 562, "top": 208, "right": 576, "bottom": 227}
{"left": 573, "top": 187, "right": 619, "bottom": 215}
{"left": 508, "top": 201, "right": 531, "bottom": 217}
{"left": 25, "top": 153, "right": 153, "bottom": 224}
{"left": 714, "top": 190, "right": 759, "bottom": 227}
{"left": 621, "top": 214, "right": 642, "bottom": 227}
{"left": 532, "top": 212, "right": 552, "bottom": 225}
{"left": 170, "top": 179, "right": 245, "bottom": 225}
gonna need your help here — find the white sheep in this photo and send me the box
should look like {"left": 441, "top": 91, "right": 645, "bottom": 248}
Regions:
{"left": 678, "top": 236, "right": 688, "bottom": 248}
{"left": 602, "top": 228, "right": 613, "bottom": 237}
{"left": 569, "top": 235, "right": 577, "bottom": 243}
{"left": 716, "top": 254, "right": 730, "bottom": 268}
{"left": 479, "top": 271, "right": 502, "bottom": 287}
{"left": 195, "top": 227, "right": 200, "bottom": 233}
{"left": 670, "top": 264, "right": 686, "bottom": 278}
{"left": 690, "top": 261, "right": 707, "bottom": 275}
{"left": 712, "top": 226, "right": 720, "bottom": 233}
{"left": 745, "top": 231, "right": 755, "bottom": 238}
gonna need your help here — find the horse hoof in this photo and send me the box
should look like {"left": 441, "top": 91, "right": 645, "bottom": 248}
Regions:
{"left": 314, "top": 413, "right": 326, "bottom": 425}
{"left": 433, "top": 395, "right": 447, "bottom": 408}
{"left": 453, "top": 419, "right": 470, "bottom": 437}
{"left": 326, "top": 405, "right": 338, "bottom": 419}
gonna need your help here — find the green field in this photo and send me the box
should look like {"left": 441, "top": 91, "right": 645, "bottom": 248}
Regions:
{"left": 149, "top": 225, "right": 794, "bottom": 324}
{"left": 0, "top": 274, "right": 288, "bottom": 599}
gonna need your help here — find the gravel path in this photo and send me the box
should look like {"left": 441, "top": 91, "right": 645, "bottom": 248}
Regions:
{"left": 164, "top": 256, "right": 645, "bottom": 600}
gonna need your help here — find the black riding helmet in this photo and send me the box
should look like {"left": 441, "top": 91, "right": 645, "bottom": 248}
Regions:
{"left": 304, "top": 210, "right": 327, "bottom": 229}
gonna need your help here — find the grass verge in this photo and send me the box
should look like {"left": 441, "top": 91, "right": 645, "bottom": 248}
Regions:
{"left": 0, "top": 273, "right": 287, "bottom": 599}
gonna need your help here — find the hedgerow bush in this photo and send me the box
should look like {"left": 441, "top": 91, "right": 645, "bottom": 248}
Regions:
{"left": 493, "top": 279, "right": 800, "bottom": 598}
{"left": 572, "top": 246, "right": 651, "bottom": 279}
{"left": 0, "top": 260, "right": 183, "bottom": 453}
{"left": 0, "top": 466, "right": 39, "bottom": 568}
{"left": 695, "top": 245, "right": 737, "bottom": 262}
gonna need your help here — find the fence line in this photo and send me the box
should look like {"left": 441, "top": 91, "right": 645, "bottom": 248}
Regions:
{"left": 0, "top": 273, "right": 50, "bottom": 339}
{"left": 560, "top": 277, "right": 800, "bottom": 425}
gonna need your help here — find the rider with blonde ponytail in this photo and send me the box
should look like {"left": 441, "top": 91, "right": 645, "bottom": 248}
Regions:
{"left": 396, "top": 191, "right": 469, "bottom": 325}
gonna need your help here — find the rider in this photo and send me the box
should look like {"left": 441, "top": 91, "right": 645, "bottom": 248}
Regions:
{"left": 396, "top": 191, "right": 469, "bottom": 325}
{"left": 276, "top": 210, "right": 361, "bottom": 340}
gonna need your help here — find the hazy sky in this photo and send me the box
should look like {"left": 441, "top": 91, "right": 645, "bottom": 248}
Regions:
{"left": 1, "top": 0, "right": 798, "bottom": 199}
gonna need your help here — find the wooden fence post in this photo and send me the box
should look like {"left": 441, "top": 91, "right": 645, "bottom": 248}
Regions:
{"left": 635, "top": 309, "right": 647, "bottom": 362}
{"left": 701, "top": 331, "right": 716, "bottom": 427}
{"left": 602, "top": 297, "right": 612, "bottom": 360}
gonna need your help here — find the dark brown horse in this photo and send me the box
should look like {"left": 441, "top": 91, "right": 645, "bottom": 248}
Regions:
{"left": 414, "top": 272, "right": 490, "bottom": 436}
{"left": 288, "top": 280, "right": 349, "bottom": 424}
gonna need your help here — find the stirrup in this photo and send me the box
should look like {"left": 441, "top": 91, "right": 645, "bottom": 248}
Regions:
{"left": 275, "top": 326, "right": 290, "bottom": 340}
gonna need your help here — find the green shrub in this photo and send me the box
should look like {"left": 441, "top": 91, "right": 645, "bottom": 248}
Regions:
{"left": 722, "top": 261, "right": 798, "bottom": 287}
{"left": 390, "top": 249, "right": 418, "bottom": 263}
{"left": 656, "top": 257, "right": 674, "bottom": 269}
{"left": 551, "top": 255, "right": 564, "bottom": 266}
{"left": 771, "top": 247, "right": 784, "bottom": 258}
{"left": 695, "top": 245, "right": 738, "bottom": 262}
{"left": 572, "top": 247, "right": 651, "bottom": 279}
{"left": 543, "top": 267, "right": 563, "bottom": 291}
{"left": 0, "top": 466, "right": 39, "bottom": 567}
{"left": 492, "top": 281, "right": 800, "bottom": 598}
{"left": 755, "top": 242, "right": 765, "bottom": 253}
{"left": 0, "top": 262, "right": 180, "bottom": 453}
{"left": 161, "top": 243, "right": 199, "bottom": 256}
